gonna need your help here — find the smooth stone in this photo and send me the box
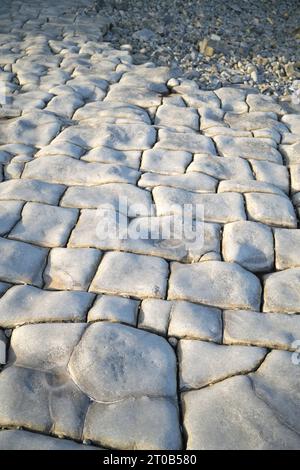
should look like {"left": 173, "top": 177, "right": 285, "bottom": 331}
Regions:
{"left": 156, "top": 129, "right": 216, "bottom": 154}
{"left": 218, "top": 179, "right": 285, "bottom": 197}
{"left": 138, "top": 299, "right": 171, "bottom": 335}
{"left": 84, "top": 397, "right": 181, "bottom": 450}
{"left": 82, "top": 147, "right": 141, "bottom": 169}
{"left": 250, "top": 160, "right": 289, "bottom": 194}
{"left": 0, "top": 430, "right": 99, "bottom": 450}
{"left": 141, "top": 148, "right": 192, "bottom": 175}
{"left": 89, "top": 251, "right": 168, "bottom": 299}
{"left": 179, "top": 340, "right": 266, "bottom": 390}
{"left": 88, "top": 295, "right": 139, "bottom": 326}
{"left": 222, "top": 221, "right": 274, "bottom": 272}
{"left": 275, "top": 229, "right": 300, "bottom": 270}
{"left": 138, "top": 171, "right": 217, "bottom": 193}
{"left": 182, "top": 375, "right": 300, "bottom": 449}
{"left": 0, "top": 179, "right": 65, "bottom": 204}
{"left": 10, "top": 202, "right": 78, "bottom": 247}
{"left": 167, "top": 301, "right": 222, "bottom": 342}
{"left": 0, "top": 285, "right": 94, "bottom": 327}
{"left": 214, "top": 136, "right": 282, "bottom": 164}
{"left": 68, "top": 322, "right": 177, "bottom": 401}
{"left": 0, "top": 200, "right": 23, "bottom": 235}
{"left": 168, "top": 261, "right": 261, "bottom": 310}
{"left": 187, "top": 154, "right": 253, "bottom": 180}
{"left": 44, "top": 247, "right": 102, "bottom": 291}
{"left": 0, "top": 237, "right": 47, "bottom": 287}
{"left": 263, "top": 268, "right": 300, "bottom": 313}
{"left": 245, "top": 193, "right": 297, "bottom": 228}
{"left": 224, "top": 309, "right": 300, "bottom": 351}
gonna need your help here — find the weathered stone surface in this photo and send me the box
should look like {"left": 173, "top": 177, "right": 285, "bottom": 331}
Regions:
{"left": 187, "top": 154, "right": 253, "bottom": 180}
{"left": 280, "top": 142, "right": 300, "bottom": 165}
{"left": 84, "top": 397, "right": 181, "bottom": 450}
{"left": 155, "top": 104, "right": 199, "bottom": 131}
{"left": 44, "top": 247, "right": 102, "bottom": 291}
{"left": 222, "top": 221, "right": 274, "bottom": 272}
{"left": 218, "top": 179, "right": 285, "bottom": 196}
{"left": 168, "top": 301, "right": 222, "bottom": 342}
{"left": 10, "top": 202, "right": 78, "bottom": 247}
{"left": 224, "top": 111, "right": 285, "bottom": 133}
{"left": 0, "top": 200, "right": 23, "bottom": 235}
{"left": 52, "top": 123, "right": 156, "bottom": 150}
{"left": 88, "top": 295, "right": 139, "bottom": 325}
{"left": 68, "top": 322, "right": 177, "bottom": 401}
{"left": 179, "top": 340, "right": 266, "bottom": 390}
{"left": 138, "top": 299, "right": 171, "bottom": 335}
{"left": 61, "top": 183, "right": 153, "bottom": 216}
{"left": 73, "top": 101, "right": 151, "bottom": 124}
{"left": 156, "top": 129, "right": 216, "bottom": 154}
{"left": 250, "top": 160, "right": 289, "bottom": 194}
{"left": 250, "top": 350, "right": 300, "bottom": 434}
{"left": 82, "top": 147, "right": 141, "bottom": 169}
{"left": 214, "top": 136, "right": 282, "bottom": 163}
{"left": 168, "top": 261, "right": 261, "bottom": 310}
{"left": 215, "top": 87, "right": 247, "bottom": 113}
{"left": 153, "top": 187, "right": 246, "bottom": 223}
{"left": 90, "top": 252, "right": 168, "bottom": 299}
{"left": 247, "top": 93, "right": 286, "bottom": 114}
{"left": 0, "top": 179, "right": 65, "bottom": 204}
{"left": 0, "top": 430, "right": 98, "bottom": 450}
{"left": 0, "top": 285, "right": 94, "bottom": 327}
{"left": 290, "top": 164, "right": 300, "bottom": 193}
{"left": 0, "top": 237, "right": 47, "bottom": 287}
{"left": 182, "top": 375, "right": 300, "bottom": 449}
{"left": 141, "top": 148, "right": 192, "bottom": 175}
{"left": 274, "top": 229, "right": 300, "bottom": 270}
{"left": 224, "top": 309, "right": 300, "bottom": 351}
{"left": 23, "top": 155, "right": 140, "bottom": 185}
{"left": 263, "top": 268, "right": 300, "bottom": 313}
{"left": 138, "top": 171, "right": 217, "bottom": 193}
{"left": 245, "top": 193, "right": 297, "bottom": 228}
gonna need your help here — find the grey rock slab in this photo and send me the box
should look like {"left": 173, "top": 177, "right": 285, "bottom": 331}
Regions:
{"left": 224, "top": 309, "right": 300, "bottom": 351}
{"left": 281, "top": 113, "right": 300, "bottom": 133}
{"left": 0, "top": 430, "right": 99, "bottom": 450}
{"left": 153, "top": 186, "right": 246, "bottom": 223}
{"left": 250, "top": 159, "right": 290, "bottom": 194}
{"left": 0, "top": 366, "right": 52, "bottom": 432}
{"left": 52, "top": 123, "right": 156, "bottom": 151}
{"left": 168, "top": 301, "right": 222, "bottom": 342}
{"left": 84, "top": 397, "right": 181, "bottom": 450}
{"left": 138, "top": 171, "right": 217, "bottom": 193}
{"left": 252, "top": 127, "right": 281, "bottom": 144}
{"left": 44, "top": 247, "right": 102, "bottom": 291}
{"left": 0, "top": 285, "right": 94, "bottom": 327}
{"left": 36, "top": 141, "right": 85, "bottom": 159}
{"left": 0, "top": 200, "right": 23, "bottom": 235}
{"left": 290, "top": 164, "right": 300, "bottom": 193}
{"left": 247, "top": 94, "right": 286, "bottom": 115}
{"left": 280, "top": 142, "right": 300, "bottom": 165}
{"left": 250, "top": 350, "right": 300, "bottom": 434}
{"left": 156, "top": 129, "right": 216, "bottom": 154}
{"left": 187, "top": 154, "right": 253, "bottom": 180}
{"left": 173, "top": 86, "right": 220, "bottom": 109}
{"left": 222, "top": 221, "right": 274, "bottom": 272}
{"left": 182, "top": 375, "right": 300, "bottom": 450}
{"left": 105, "top": 85, "right": 162, "bottom": 107}
{"left": 168, "top": 261, "right": 261, "bottom": 310}
{"left": 263, "top": 268, "right": 300, "bottom": 313}
{"left": 10, "top": 202, "right": 78, "bottom": 247}
{"left": 214, "top": 87, "right": 248, "bottom": 113}
{"left": 138, "top": 299, "right": 171, "bottom": 335}
{"left": 73, "top": 101, "right": 151, "bottom": 125}
{"left": 0, "top": 237, "right": 47, "bottom": 287}
{"left": 88, "top": 295, "right": 139, "bottom": 326}
{"left": 0, "top": 110, "right": 62, "bottom": 146}
{"left": 61, "top": 183, "right": 153, "bottom": 216}
{"left": 214, "top": 136, "right": 282, "bottom": 163}
{"left": 155, "top": 104, "right": 199, "bottom": 131}
{"left": 46, "top": 93, "right": 84, "bottom": 119}
{"left": 0, "top": 282, "right": 10, "bottom": 297}
{"left": 205, "top": 126, "right": 252, "bottom": 138}
{"left": 218, "top": 179, "right": 285, "bottom": 197}
{"left": 224, "top": 111, "right": 285, "bottom": 133}
{"left": 245, "top": 193, "right": 297, "bottom": 228}
{"left": 141, "top": 148, "right": 192, "bottom": 175}
{"left": 179, "top": 340, "right": 266, "bottom": 390}
{"left": 23, "top": 155, "right": 140, "bottom": 186}
{"left": 199, "top": 106, "right": 225, "bottom": 130}
{"left": 275, "top": 229, "right": 300, "bottom": 270}
{"left": 68, "top": 321, "right": 177, "bottom": 401}
{"left": 10, "top": 322, "right": 86, "bottom": 372}
{"left": 81, "top": 147, "right": 141, "bottom": 169}
{"left": 89, "top": 251, "right": 168, "bottom": 299}
{"left": 0, "top": 179, "right": 65, "bottom": 204}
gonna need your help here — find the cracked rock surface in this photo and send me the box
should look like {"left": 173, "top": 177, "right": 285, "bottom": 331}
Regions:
{"left": 0, "top": 0, "right": 299, "bottom": 451}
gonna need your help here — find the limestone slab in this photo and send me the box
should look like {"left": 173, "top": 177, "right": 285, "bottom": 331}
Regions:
{"left": 88, "top": 295, "right": 139, "bottom": 326}
{"left": 245, "top": 193, "right": 297, "bottom": 228}
{"left": 263, "top": 268, "right": 300, "bottom": 313}
{"left": 274, "top": 229, "right": 300, "bottom": 270}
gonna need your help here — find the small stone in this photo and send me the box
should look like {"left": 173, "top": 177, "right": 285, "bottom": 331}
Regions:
{"left": 263, "top": 268, "right": 300, "bottom": 313}
{"left": 87, "top": 295, "right": 139, "bottom": 326}
{"left": 138, "top": 299, "right": 171, "bottom": 335}
{"left": 90, "top": 251, "right": 169, "bottom": 299}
